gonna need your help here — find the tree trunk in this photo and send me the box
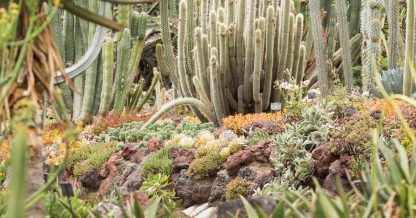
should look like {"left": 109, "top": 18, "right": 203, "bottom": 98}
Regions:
{"left": 25, "top": 99, "right": 45, "bottom": 218}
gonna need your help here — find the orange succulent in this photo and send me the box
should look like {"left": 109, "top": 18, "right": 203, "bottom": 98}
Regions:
{"left": 222, "top": 112, "right": 284, "bottom": 133}
{"left": 0, "top": 140, "right": 10, "bottom": 162}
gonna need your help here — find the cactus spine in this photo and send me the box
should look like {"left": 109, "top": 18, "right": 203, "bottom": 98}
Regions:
{"left": 309, "top": 0, "right": 329, "bottom": 96}
{"left": 335, "top": 0, "right": 354, "bottom": 92}
{"left": 403, "top": 0, "right": 415, "bottom": 96}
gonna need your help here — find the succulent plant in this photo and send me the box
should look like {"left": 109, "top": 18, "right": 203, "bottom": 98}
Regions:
{"left": 372, "top": 69, "right": 416, "bottom": 97}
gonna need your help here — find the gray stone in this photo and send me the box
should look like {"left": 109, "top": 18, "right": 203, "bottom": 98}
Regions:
{"left": 190, "top": 203, "right": 209, "bottom": 217}
{"left": 182, "top": 206, "right": 197, "bottom": 216}
{"left": 217, "top": 197, "right": 277, "bottom": 218}
{"left": 195, "top": 207, "right": 218, "bottom": 218}
{"left": 208, "top": 170, "right": 231, "bottom": 206}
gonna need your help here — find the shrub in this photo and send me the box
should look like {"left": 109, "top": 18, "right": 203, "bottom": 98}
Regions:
{"left": 225, "top": 177, "right": 251, "bottom": 201}
{"left": 141, "top": 148, "right": 173, "bottom": 178}
{"left": 188, "top": 150, "right": 226, "bottom": 180}
{"left": 70, "top": 142, "right": 120, "bottom": 177}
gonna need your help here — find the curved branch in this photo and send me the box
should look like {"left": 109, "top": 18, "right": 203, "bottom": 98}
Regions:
{"left": 140, "top": 98, "right": 219, "bottom": 130}
{"left": 54, "top": 2, "right": 109, "bottom": 84}
{"left": 98, "top": 0, "right": 159, "bottom": 3}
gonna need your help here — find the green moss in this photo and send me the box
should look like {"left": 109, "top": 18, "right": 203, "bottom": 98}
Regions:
{"left": 141, "top": 148, "right": 173, "bottom": 178}
{"left": 188, "top": 150, "right": 226, "bottom": 180}
{"left": 70, "top": 142, "right": 120, "bottom": 177}
{"left": 225, "top": 177, "right": 251, "bottom": 201}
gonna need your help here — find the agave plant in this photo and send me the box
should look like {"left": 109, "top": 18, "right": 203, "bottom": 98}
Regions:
{"left": 372, "top": 69, "right": 416, "bottom": 97}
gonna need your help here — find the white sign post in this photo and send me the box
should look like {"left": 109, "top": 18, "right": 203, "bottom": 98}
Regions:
{"left": 224, "top": 130, "right": 235, "bottom": 140}
{"left": 270, "top": 102, "right": 282, "bottom": 121}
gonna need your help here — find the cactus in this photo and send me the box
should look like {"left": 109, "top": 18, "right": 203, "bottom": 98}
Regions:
{"left": 98, "top": 39, "right": 114, "bottom": 115}
{"left": 52, "top": 4, "right": 150, "bottom": 120}
{"left": 158, "top": 0, "right": 307, "bottom": 121}
{"left": 403, "top": 0, "right": 415, "bottom": 96}
{"left": 335, "top": 0, "right": 354, "bottom": 92}
{"left": 253, "top": 28, "right": 265, "bottom": 113}
{"left": 349, "top": 0, "right": 361, "bottom": 37}
{"left": 386, "top": 0, "right": 401, "bottom": 69}
{"left": 72, "top": 17, "right": 85, "bottom": 119}
{"left": 112, "top": 29, "right": 131, "bottom": 115}
{"left": 243, "top": 0, "right": 256, "bottom": 104}
{"left": 308, "top": 0, "right": 329, "bottom": 96}
{"left": 79, "top": 0, "right": 99, "bottom": 121}
{"left": 361, "top": 0, "right": 383, "bottom": 92}
{"left": 262, "top": 6, "right": 276, "bottom": 110}
{"left": 291, "top": 14, "right": 304, "bottom": 82}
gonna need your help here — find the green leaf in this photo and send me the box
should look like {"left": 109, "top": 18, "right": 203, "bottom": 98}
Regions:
{"left": 240, "top": 196, "right": 259, "bottom": 218}
{"left": 144, "top": 197, "right": 160, "bottom": 218}
{"left": 272, "top": 200, "right": 285, "bottom": 218}
{"left": 132, "top": 197, "right": 145, "bottom": 218}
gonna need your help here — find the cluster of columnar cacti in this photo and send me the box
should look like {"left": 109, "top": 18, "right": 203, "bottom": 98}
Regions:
{"left": 52, "top": 1, "right": 151, "bottom": 120}
{"left": 157, "top": 0, "right": 307, "bottom": 122}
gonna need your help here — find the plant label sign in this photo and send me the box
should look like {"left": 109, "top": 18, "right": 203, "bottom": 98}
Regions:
{"left": 271, "top": 102, "right": 282, "bottom": 111}
{"left": 224, "top": 130, "right": 235, "bottom": 140}
{"left": 60, "top": 182, "right": 75, "bottom": 197}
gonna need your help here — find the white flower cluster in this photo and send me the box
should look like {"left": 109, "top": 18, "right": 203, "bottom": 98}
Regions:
{"left": 279, "top": 80, "right": 310, "bottom": 90}
{"left": 280, "top": 81, "right": 299, "bottom": 90}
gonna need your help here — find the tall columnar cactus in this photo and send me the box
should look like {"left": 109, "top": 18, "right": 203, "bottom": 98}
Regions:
{"left": 112, "top": 28, "right": 131, "bottom": 114}
{"left": 243, "top": 0, "right": 256, "bottom": 104}
{"left": 361, "top": 0, "right": 383, "bottom": 92}
{"left": 403, "top": 0, "right": 415, "bottom": 96}
{"left": 308, "top": 0, "right": 329, "bottom": 96}
{"left": 335, "top": 0, "right": 354, "bottom": 92}
{"left": 262, "top": 6, "right": 276, "bottom": 110}
{"left": 79, "top": 0, "right": 99, "bottom": 121}
{"left": 99, "top": 39, "right": 114, "bottom": 114}
{"left": 349, "top": 0, "right": 362, "bottom": 37}
{"left": 52, "top": 4, "right": 150, "bottom": 120}
{"left": 386, "top": 0, "right": 400, "bottom": 69}
{"left": 253, "top": 27, "right": 265, "bottom": 113}
{"left": 156, "top": 0, "right": 306, "bottom": 123}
